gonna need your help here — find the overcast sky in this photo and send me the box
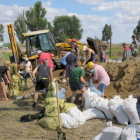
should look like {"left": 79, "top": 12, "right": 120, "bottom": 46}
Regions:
{"left": 0, "top": 0, "right": 140, "bottom": 44}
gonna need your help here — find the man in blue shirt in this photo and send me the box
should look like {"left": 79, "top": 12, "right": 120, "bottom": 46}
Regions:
{"left": 60, "top": 51, "right": 71, "bottom": 82}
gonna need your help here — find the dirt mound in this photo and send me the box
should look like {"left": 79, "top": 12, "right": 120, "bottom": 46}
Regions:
{"left": 104, "top": 57, "right": 140, "bottom": 98}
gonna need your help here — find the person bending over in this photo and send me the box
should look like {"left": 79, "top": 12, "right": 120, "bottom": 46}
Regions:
{"left": 32, "top": 59, "right": 53, "bottom": 107}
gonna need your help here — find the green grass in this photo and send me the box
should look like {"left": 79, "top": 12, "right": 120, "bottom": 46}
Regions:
{"left": 1, "top": 52, "right": 12, "bottom": 60}
{"left": 105, "top": 44, "right": 123, "bottom": 60}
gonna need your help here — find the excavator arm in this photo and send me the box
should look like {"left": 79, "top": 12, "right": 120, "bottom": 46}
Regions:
{"left": 7, "top": 24, "right": 21, "bottom": 63}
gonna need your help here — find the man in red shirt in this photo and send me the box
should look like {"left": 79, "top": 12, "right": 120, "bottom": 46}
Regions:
{"left": 37, "top": 50, "right": 54, "bottom": 70}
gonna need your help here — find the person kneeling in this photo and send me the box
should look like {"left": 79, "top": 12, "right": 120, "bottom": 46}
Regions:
{"left": 69, "top": 61, "right": 86, "bottom": 108}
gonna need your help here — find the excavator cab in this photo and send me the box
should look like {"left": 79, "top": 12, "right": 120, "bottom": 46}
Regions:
{"left": 23, "top": 30, "right": 61, "bottom": 69}
{"left": 23, "top": 30, "right": 57, "bottom": 58}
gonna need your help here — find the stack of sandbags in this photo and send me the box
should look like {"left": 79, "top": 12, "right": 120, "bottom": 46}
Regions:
{"left": 92, "top": 121, "right": 122, "bottom": 140}
{"left": 60, "top": 106, "right": 86, "bottom": 129}
{"left": 38, "top": 97, "right": 76, "bottom": 130}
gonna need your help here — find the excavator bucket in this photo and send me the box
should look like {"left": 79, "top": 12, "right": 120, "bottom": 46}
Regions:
{"left": 87, "top": 37, "right": 108, "bottom": 54}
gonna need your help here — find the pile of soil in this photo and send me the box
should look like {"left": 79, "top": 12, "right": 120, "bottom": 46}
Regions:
{"left": 103, "top": 57, "right": 140, "bottom": 98}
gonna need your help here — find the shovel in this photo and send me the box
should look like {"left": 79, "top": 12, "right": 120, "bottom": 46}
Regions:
{"left": 56, "top": 81, "right": 66, "bottom": 140}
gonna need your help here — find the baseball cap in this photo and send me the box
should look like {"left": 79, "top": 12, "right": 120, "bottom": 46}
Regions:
{"left": 43, "top": 59, "right": 49, "bottom": 63}
{"left": 71, "top": 38, "right": 76, "bottom": 42}
{"left": 37, "top": 50, "right": 42, "bottom": 54}
{"left": 83, "top": 45, "right": 87, "bottom": 51}
{"left": 24, "top": 58, "right": 28, "bottom": 61}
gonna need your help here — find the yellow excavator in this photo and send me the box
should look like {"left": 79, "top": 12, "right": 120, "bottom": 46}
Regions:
{"left": 7, "top": 24, "right": 62, "bottom": 69}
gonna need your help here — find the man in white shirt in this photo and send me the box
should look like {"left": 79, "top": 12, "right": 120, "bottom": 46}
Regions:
{"left": 22, "top": 58, "right": 32, "bottom": 80}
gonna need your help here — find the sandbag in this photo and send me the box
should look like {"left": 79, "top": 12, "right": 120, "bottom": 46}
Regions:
{"left": 61, "top": 103, "right": 75, "bottom": 113}
{"left": 110, "top": 103, "right": 129, "bottom": 125}
{"left": 38, "top": 117, "right": 63, "bottom": 130}
{"left": 45, "top": 97, "right": 65, "bottom": 107}
{"left": 102, "top": 121, "right": 122, "bottom": 140}
{"left": 9, "top": 75, "right": 20, "bottom": 96}
{"left": 92, "top": 133, "right": 102, "bottom": 140}
{"left": 19, "top": 79, "right": 26, "bottom": 91}
{"left": 85, "top": 91, "right": 100, "bottom": 110}
{"left": 60, "top": 113, "right": 78, "bottom": 129}
{"left": 121, "top": 124, "right": 140, "bottom": 140}
{"left": 68, "top": 106, "right": 86, "bottom": 125}
{"left": 82, "top": 108, "right": 105, "bottom": 121}
{"left": 96, "top": 98, "right": 114, "bottom": 119}
{"left": 54, "top": 88, "right": 66, "bottom": 99}
{"left": 45, "top": 104, "right": 58, "bottom": 117}
{"left": 122, "top": 101, "right": 139, "bottom": 124}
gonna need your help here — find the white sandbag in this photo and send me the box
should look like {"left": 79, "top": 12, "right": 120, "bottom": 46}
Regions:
{"left": 82, "top": 108, "right": 105, "bottom": 121}
{"left": 110, "top": 103, "right": 129, "bottom": 125}
{"left": 54, "top": 88, "right": 66, "bottom": 99}
{"left": 121, "top": 124, "right": 140, "bottom": 140}
{"left": 102, "top": 121, "right": 122, "bottom": 140}
{"left": 96, "top": 98, "right": 114, "bottom": 119}
{"left": 92, "top": 133, "right": 102, "bottom": 140}
{"left": 122, "top": 101, "right": 139, "bottom": 124}
{"left": 68, "top": 106, "right": 86, "bottom": 125}
{"left": 108, "top": 96, "right": 124, "bottom": 107}
{"left": 89, "top": 80, "right": 102, "bottom": 96}
{"left": 126, "top": 136, "right": 137, "bottom": 140}
{"left": 125, "top": 95, "right": 137, "bottom": 103}
{"left": 85, "top": 88, "right": 100, "bottom": 109}
{"left": 60, "top": 113, "right": 79, "bottom": 129}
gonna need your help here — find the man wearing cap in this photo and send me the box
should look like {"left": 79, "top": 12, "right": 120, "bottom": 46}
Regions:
{"left": 87, "top": 62, "right": 110, "bottom": 97}
{"left": 70, "top": 38, "right": 79, "bottom": 57}
{"left": 130, "top": 34, "right": 139, "bottom": 57}
{"left": 83, "top": 46, "right": 96, "bottom": 64}
{"left": 22, "top": 58, "right": 32, "bottom": 80}
{"left": 32, "top": 59, "right": 53, "bottom": 107}
{"left": 37, "top": 50, "right": 54, "bottom": 70}
{"left": 66, "top": 48, "right": 78, "bottom": 86}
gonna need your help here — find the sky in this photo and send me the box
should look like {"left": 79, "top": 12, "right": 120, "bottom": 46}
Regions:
{"left": 0, "top": 0, "right": 140, "bottom": 44}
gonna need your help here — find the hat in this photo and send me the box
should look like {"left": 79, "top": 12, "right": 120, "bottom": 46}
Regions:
{"left": 43, "top": 59, "right": 49, "bottom": 63}
{"left": 37, "top": 50, "right": 42, "bottom": 54}
{"left": 71, "top": 48, "right": 76, "bottom": 53}
{"left": 87, "top": 62, "right": 94, "bottom": 71}
{"left": 83, "top": 45, "right": 87, "bottom": 51}
{"left": 71, "top": 38, "right": 76, "bottom": 42}
{"left": 24, "top": 58, "right": 28, "bottom": 61}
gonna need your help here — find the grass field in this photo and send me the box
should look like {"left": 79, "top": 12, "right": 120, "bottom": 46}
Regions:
{"left": 105, "top": 44, "right": 123, "bottom": 60}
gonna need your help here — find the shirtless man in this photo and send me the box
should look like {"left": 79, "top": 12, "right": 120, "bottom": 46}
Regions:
{"left": 83, "top": 46, "right": 96, "bottom": 64}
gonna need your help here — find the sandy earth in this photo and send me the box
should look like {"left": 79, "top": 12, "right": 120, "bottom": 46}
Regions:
{"left": 0, "top": 58, "right": 140, "bottom": 140}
